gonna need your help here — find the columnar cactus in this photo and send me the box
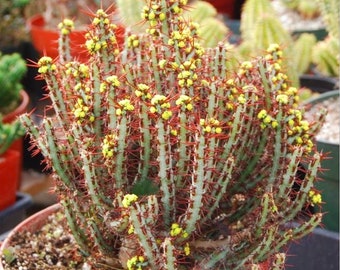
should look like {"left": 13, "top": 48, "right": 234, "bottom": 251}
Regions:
{"left": 239, "top": 0, "right": 318, "bottom": 87}
{"left": 279, "top": 0, "right": 320, "bottom": 19}
{"left": 21, "top": 0, "right": 325, "bottom": 269}
{"left": 312, "top": 0, "right": 340, "bottom": 77}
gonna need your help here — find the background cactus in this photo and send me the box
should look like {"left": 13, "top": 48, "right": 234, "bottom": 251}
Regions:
{"left": 238, "top": 0, "right": 318, "bottom": 88}
{"left": 0, "top": 52, "right": 27, "bottom": 114}
{"left": 116, "top": 0, "right": 229, "bottom": 47}
{"left": 21, "top": 1, "right": 325, "bottom": 269}
{"left": 312, "top": 0, "right": 339, "bottom": 77}
{"left": 279, "top": 0, "right": 320, "bottom": 19}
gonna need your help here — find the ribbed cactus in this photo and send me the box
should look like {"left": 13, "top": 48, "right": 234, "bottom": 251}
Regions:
{"left": 240, "top": 0, "right": 279, "bottom": 43}
{"left": 292, "top": 33, "right": 317, "bottom": 74}
{"left": 183, "top": 1, "right": 229, "bottom": 48}
{"left": 280, "top": 0, "right": 320, "bottom": 19}
{"left": 0, "top": 53, "right": 27, "bottom": 114}
{"left": 115, "top": 0, "right": 148, "bottom": 33}
{"left": 312, "top": 0, "right": 340, "bottom": 77}
{"left": 239, "top": 0, "right": 320, "bottom": 87}
{"left": 21, "top": 1, "right": 325, "bottom": 269}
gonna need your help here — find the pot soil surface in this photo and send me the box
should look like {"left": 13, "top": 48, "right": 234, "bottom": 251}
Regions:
{"left": 1, "top": 210, "right": 122, "bottom": 269}
{"left": 306, "top": 95, "right": 339, "bottom": 144}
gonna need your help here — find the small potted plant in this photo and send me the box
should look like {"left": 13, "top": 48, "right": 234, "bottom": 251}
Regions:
{"left": 0, "top": 52, "right": 29, "bottom": 176}
{"left": 0, "top": 52, "right": 28, "bottom": 119}
{"left": 1, "top": 0, "right": 326, "bottom": 268}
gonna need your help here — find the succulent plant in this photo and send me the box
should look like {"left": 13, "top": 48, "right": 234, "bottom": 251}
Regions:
{"left": 0, "top": 52, "right": 27, "bottom": 115}
{"left": 21, "top": 0, "right": 325, "bottom": 269}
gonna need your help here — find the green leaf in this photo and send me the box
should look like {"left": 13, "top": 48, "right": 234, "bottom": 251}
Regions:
{"left": 131, "top": 179, "right": 159, "bottom": 196}
{"left": 2, "top": 247, "right": 16, "bottom": 264}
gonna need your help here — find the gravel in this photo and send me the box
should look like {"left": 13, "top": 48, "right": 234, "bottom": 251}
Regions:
{"left": 306, "top": 96, "right": 339, "bottom": 144}
{"left": 271, "top": 0, "right": 325, "bottom": 32}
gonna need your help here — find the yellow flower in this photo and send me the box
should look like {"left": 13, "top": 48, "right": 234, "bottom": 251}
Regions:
{"left": 128, "top": 224, "right": 134, "bottom": 234}
{"left": 122, "top": 194, "right": 138, "bottom": 208}
{"left": 184, "top": 243, "right": 190, "bottom": 256}
{"left": 170, "top": 223, "right": 182, "bottom": 237}
{"left": 309, "top": 190, "right": 322, "bottom": 206}
{"left": 276, "top": 94, "right": 289, "bottom": 104}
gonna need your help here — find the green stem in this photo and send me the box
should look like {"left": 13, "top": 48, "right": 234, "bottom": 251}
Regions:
{"left": 184, "top": 133, "right": 206, "bottom": 234}
{"left": 157, "top": 119, "right": 174, "bottom": 227}
{"left": 116, "top": 115, "right": 129, "bottom": 188}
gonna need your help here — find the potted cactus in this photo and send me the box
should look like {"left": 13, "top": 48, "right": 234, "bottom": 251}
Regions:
{"left": 1, "top": 0, "right": 326, "bottom": 269}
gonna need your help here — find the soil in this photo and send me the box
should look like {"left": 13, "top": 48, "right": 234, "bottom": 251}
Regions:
{"left": 0, "top": 211, "right": 115, "bottom": 270}
{"left": 306, "top": 96, "right": 339, "bottom": 144}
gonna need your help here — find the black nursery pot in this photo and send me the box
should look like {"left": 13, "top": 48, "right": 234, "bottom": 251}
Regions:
{"left": 286, "top": 225, "right": 339, "bottom": 270}
{"left": 0, "top": 193, "right": 32, "bottom": 238}
{"left": 299, "top": 74, "right": 337, "bottom": 94}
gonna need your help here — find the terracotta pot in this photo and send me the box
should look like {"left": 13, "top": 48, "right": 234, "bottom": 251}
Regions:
{"left": 0, "top": 204, "right": 60, "bottom": 269}
{"left": 0, "top": 150, "right": 20, "bottom": 210}
{"left": 27, "top": 14, "right": 125, "bottom": 61}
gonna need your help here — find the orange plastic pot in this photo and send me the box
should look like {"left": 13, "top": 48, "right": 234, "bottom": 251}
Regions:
{"left": 3, "top": 90, "right": 29, "bottom": 153}
{"left": 0, "top": 150, "right": 20, "bottom": 210}
{"left": 2, "top": 90, "right": 29, "bottom": 189}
